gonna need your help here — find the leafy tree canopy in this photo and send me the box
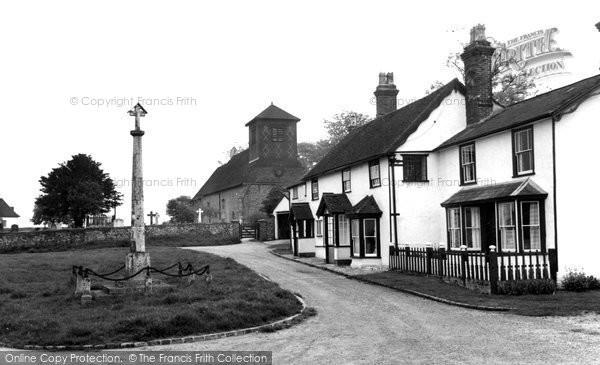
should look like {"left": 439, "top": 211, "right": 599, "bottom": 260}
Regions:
{"left": 260, "top": 186, "right": 287, "bottom": 216}
{"left": 166, "top": 196, "right": 197, "bottom": 224}
{"left": 32, "top": 154, "right": 122, "bottom": 228}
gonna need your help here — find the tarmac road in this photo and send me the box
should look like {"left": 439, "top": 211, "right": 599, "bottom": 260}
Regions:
{"left": 141, "top": 240, "right": 600, "bottom": 364}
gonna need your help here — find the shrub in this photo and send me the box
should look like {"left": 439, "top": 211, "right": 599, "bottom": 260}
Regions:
{"left": 497, "top": 279, "right": 556, "bottom": 295}
{"left": 562, "top": 270, "right": 600, "bottom": 292}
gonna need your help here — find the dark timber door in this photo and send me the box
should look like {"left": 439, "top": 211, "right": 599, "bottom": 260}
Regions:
{"left": 277, "top": 213, "right": 291, "bottom": 239}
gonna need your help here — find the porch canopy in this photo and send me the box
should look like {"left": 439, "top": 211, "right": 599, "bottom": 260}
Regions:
{"left": 316, "top": 193, "right": 352, "bottom": 217}
{"left": 347, "top": 195, "right": 382, "bottom": 218}
{"left": 290, "top": 203, "right": 314, "bottom": 220}
{"left": 441, "top": 178, "right": 548, "bottom": 207}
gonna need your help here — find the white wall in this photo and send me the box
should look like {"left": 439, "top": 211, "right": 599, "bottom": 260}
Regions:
{"left": 434, "top": 119, "right": 556, "bottom": 253}
{"left": 391, "top": 91, "right": 467, "bottom": 262}
{"left": 555, "top": 91, "right": 600, "bottom": 278}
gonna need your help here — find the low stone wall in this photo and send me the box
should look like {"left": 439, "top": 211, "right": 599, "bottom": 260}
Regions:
{"left": 0, "top": 223, "right": 240, "bottom": 253}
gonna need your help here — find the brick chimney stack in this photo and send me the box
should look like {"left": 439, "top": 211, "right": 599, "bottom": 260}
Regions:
{"left": 461, "top": 24, "right": 495, "bottom": 125}
{"left": 374, "top": 72, "right": 399, "bottom": 117}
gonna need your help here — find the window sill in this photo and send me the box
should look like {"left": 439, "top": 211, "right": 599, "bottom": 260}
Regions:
{"left": 402, "top": 180, "right": 429, "bottom": 183}
{"left": 460, "top": 181, "right": 477, "bottom": 187}
{"left": 513, "top": 172, "right": 535, "bottom": 178}
{"left": 370, "top": 184, "right": 382, "bottom": 189}
{"left": 352, "top": 255, "right": 381, "bottom": 259}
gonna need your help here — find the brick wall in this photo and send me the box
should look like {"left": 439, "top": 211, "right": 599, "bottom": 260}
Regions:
{"left": 0, "top": 222, "right": 240, "bottom": 252}
{"left": 257, "top": 218, "right": 275, "bottom": 241}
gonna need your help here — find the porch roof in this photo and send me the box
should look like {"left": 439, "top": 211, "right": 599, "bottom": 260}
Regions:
{"left": 347, "top": 195, "right": 382, "bottom": 217}
{"left": 290, "top": 203, "right": 314, "bottom": 220}
{"left": 316, "top": 193, "right": 353, "bottom": 217}
{"left": 441, "top": 178, "right": 548, "bottom": 207}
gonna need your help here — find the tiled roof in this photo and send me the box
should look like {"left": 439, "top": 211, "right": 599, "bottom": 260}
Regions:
{"left": 303, "top": 79, "right": 465, "bottom": 179}
{"left": 348, "top": 195, "right": 382, "bottom": 217}
{"left": 437, "top": 74, "right": 600, "bottom": 150}
{"left": 193, "top": 150, "right": 307, "bottom": 198}
{"left": 316, "top": 193, "right": 353, "bottom": 216}
{"left": 0, "top": 199, "right": 19, "bottom": 218}
{"left": 290, "top": 203, "right": 314, "bottom": 220}
{"left": 245, "top": 104, "right": 300, "bottom": 126}
{"left": 441, "top": 178, "right": 548, "bottom": 207}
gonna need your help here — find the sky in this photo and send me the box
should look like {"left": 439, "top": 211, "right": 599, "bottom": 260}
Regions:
{"left": 1, "top": 0, "right": 599, "bottom": 227}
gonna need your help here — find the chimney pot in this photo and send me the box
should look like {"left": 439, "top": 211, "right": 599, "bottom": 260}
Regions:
{"left": 470, "top": 24, "right": 487, "bottom": 43}
{"left": 374, "top": 72, "right": 399, "bottom": 117}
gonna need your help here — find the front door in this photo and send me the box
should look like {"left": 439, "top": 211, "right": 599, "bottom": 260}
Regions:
{"left": 480, "top": 203, "right": 496, "bottom": 252}
{"left": 277, "top": 213, "right": 291, "bottom": 240}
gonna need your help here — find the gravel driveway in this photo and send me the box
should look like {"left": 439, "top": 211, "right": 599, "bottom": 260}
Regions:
{"left": 145, "top": 240, "right": 600, "bottom": 364}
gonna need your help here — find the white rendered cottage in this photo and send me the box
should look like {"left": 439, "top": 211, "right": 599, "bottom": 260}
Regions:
{"left": 275, "top": 74, "right": 469, "bottom": 268}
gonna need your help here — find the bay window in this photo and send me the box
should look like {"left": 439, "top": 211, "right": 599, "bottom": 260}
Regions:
{"left": 464, "top": 207, "right": 481, "bottom": 250}
{"left": 521, "top": 201, "right": 541, "bottom": 251}
{"left": 498, "top": 202, "right": 517, "bottom": 251}
{"left": 338, "top": 215, "right": 350, "bottom": 246}
{"left": 363, "top": 219, "right": 378, "bottom": 256}
{"left": 447, "top": 208, "right": 461, "bottom": 249}
{"left": 351, "top": 219, "right": 360, "bottom": 256}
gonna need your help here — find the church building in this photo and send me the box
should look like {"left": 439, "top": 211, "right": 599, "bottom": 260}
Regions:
{"left": 193, "top": 104, "right": 306, "bottom": 223}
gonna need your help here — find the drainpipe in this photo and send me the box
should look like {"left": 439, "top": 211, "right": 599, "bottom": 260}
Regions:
{"left": 551, "top": 116, "right": 558, "bottom": 262}
{"left": 389, "top": 154, "right": 399, "bottom": 249}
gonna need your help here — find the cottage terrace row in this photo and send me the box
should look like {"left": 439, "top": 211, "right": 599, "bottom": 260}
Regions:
{"left": 273, "top": 24, "right": 600, "bottom": 283}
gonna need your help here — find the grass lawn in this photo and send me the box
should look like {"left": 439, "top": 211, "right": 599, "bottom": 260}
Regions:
{"left": 355, "top": 271, "right": 600, "bottom": 316}
{"left": 0, "top": 245, "right": 301, "bottom": 347}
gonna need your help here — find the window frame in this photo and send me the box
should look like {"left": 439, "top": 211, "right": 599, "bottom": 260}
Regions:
{"left": 459, "top": 143, "right": 477, "bottom": 186}
{"left": 447, "top": 207, "right": 462, "bottom": 250}
{"left": 512, "top": 126, "right": 535, "bottom": 177}
{"left": 497, "top": 201, "right": 517, "bottom": 252}
{"left": 369, "top": 159, "right": 381, "bottom": 188}
{"left": 342, "top": 168, "right": 351, "bottom": 193}
{"left": 402, "top": 154, "right": 428, "bottom": 182}
{"left": 363, "top": 218, "right": 378, "bottom": 257}
{"left": 292, "top": 186, "right": 298, "bottom": 200}
{"left": 520, "top": 201, "right": 542, "bottom": 252}
{"left": 463, "top": 206, "right": 481, "bottom": 250}
{"left": 315, "top": 219, "right": 323, "bottom": 237}
{"left": 311, "top": 179, "right": 319, "bottom": 201}
{"left": 272, "top": 127, "right": 285, "bottom": 142}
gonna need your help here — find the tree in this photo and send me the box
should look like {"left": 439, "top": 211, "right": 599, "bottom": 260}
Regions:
{"left": 260, "top": 186, "right": 287, "bottom": 216}
{"left": 166, "top": 196, "right": 197, "bottom": 223}
{"left": 439, "top": 44, "right": 536, "bottom": 106}
{"left": 297, "top": 111, "right": 372, "bottom": 169}
{"left": 297, "top": 140, "right": 331, "bottom": 170}
{"left": 323, "top": 111, "right": 372, "bottom": 146}
{"left": 218, "top": 145, "right": 246, "bottom": 165}
{"left": 32, "top": 154, "right": 122, "bottom": 228}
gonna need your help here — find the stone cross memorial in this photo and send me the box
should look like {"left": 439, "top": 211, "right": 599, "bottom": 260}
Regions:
{"left": 126, "top": 103, "right": 150, "bottom": 280}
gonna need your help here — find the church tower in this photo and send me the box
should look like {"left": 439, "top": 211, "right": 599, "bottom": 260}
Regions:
{"left": 246, "top": 104, "right": 300, "bottom": 167}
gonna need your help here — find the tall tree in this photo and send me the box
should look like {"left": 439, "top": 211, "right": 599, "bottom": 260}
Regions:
{"left": 260, "top": 186, "right": 287, "bottom": 216}
{"left": 323, "top": 111, "right": 372, "bottom": 146}
{"left": 439, "top": 44, "right": 536, "bottom": 106}
{"left": 298, "top": 111, "right": 372, "bottom": 169}
{"left": 166, "top": 196, "right": 197, "bottom": 223}
{"left": 32, "top": 154, "right": 122, "bottom": 228}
